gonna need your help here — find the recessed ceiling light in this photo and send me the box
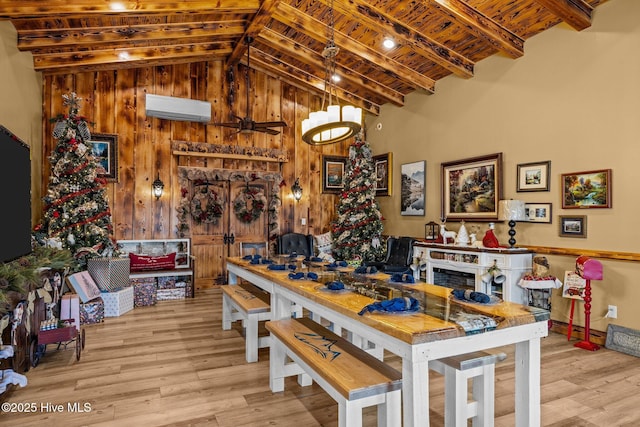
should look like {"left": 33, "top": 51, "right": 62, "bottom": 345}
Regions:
{"left": 109, "top": 2, "right": 126, "bottom": 11}
{"left": 383, "top": 38, "right": 396, "bottom": 49}
{"left": 331, "top": 74, "right": 341, "bottom": 83}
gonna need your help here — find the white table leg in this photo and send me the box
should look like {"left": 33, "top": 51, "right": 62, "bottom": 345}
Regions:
{"left": 403, "top": 356, "right": 430, "bottom": 427}
{"left": 515, "top": 337, "right": 541, "bottom": 427}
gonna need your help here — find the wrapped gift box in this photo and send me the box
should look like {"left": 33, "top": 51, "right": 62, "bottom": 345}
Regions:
{"left": 88, "top": 257, "right": 131, "bottom": 292}
{"left": 80, "top": 297, "right": 104, "bottom": 325}
{"left": 60, "top": 294, "right": 81, "bottom": 328}
{"left": 157, "top": 276, "right": 176, "bottom": 289}
{"left": 66, "top": 271, "right": 101, "bottom": 303}
{"left": 157, "top": 288, "right": 185, "bottom": 301}
{"left": 132, "top": 279, "right": 157, "bottom": 307}
{"left": 101, "top": 287, "right": 134, "bottom": 317}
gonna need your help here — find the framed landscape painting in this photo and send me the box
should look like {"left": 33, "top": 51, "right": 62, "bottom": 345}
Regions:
{"left": 89, "top": 133, "right": 119, "bottom": 182}
{"left": 561, "top": 169, "right": 611, "bottom": 208}
{"left": 517, "top": 161, "right": 550, "bottom": 192}
{"left": 400, "top": 161, "right": 425, "bottom": 216}
{"left": 559, "top": 215, "right": 587, "bottom": 238}
{"left": 322, "top": 155, "right": 347, "bottom": 194}
{"left": 441, "top": 153, "right": 502, "bottom": 221}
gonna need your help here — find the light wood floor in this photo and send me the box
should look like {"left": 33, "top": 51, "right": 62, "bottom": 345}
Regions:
{"left": 2, "top": 288, "right": 640, "bottom": 427}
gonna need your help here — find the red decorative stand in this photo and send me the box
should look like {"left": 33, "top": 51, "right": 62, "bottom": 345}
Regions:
{"left": 574, "top": 278, "right": 599, "bottom": 351}
{"left": 573, "top": 256, "right": 603, "bottom": 352}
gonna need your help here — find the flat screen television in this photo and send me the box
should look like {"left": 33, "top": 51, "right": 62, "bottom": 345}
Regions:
{"left": 0, "top": 125, "right": 32, "bottom": 263}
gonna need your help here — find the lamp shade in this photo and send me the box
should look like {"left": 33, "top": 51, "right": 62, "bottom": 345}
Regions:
{"left": 498, "top": 200, "right": 526, "bottom": 221}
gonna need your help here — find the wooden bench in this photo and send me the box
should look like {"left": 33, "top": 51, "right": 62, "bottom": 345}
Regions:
{"left": 429, "top": 350, "right": 507, "bottom": 427}
{"left": 266, "top": 317, "right": 402, "bottom": 427}
{"left": 221, "top": 284, "right": 271, "bottom": 363}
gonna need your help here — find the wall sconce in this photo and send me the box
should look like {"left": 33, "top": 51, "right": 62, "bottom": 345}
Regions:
{"left": 498, "top": 199, "right": 526, "bottom": 247}
{"left": 291, "top": 178, "right": 303, "bottom": 201}
{"left": 152, "top": 174, "right": 164, "bottom": 200}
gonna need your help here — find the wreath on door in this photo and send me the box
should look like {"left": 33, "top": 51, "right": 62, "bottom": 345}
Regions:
{"left": 233, "top": 184, "right": 267, "bottom": 224}
{"left": 191, "top": 186, "right": 224, "bottom": 224}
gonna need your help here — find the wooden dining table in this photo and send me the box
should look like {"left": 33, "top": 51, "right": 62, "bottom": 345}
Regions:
{"left": 226, "top": 257, "right": 549, "bottom": 427}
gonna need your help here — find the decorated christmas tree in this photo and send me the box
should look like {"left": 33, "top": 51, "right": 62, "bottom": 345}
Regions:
{"left": 331, "top": 135, "right": 385, "bottom": 263}
{"left": 33, "top": 93, "right": 118, "bottom": 267}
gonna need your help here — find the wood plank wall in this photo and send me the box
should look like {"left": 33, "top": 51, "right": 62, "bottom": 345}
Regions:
{"left": 40, "top": 61, "right": 352, "bottom": 284}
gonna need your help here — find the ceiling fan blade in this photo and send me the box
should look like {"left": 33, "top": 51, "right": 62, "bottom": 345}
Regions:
{"left": 257, "top": 128, "right": 282, "bottom": 135}
{"left": 212, "top": 122, "right": 241, "bottom": 129}
{"left": 255, "top": 121, "right": 287, "bottom": 128}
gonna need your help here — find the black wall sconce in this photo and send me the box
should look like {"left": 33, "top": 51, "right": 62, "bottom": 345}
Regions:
{"left": 152, "top": 174, "right": 164, "bottom": 200}
{"left": 291, "top": 178, "right": 303, "bottom": 201}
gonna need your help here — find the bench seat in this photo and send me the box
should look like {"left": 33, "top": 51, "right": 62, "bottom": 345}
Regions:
{"left": 266, "top": 317, "right": 402, "bottom": 427}
{"left": 221, "top": 284, "right": 271, "bottom": 363}
{"left": 430, "top": 350, "right": 507, "bottom": 427}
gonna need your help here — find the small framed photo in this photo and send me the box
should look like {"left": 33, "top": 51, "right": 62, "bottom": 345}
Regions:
{"left": 561, "top": 169, "right": 611, "bottom": 208}
{"left": 525, "top": 203, "right": 552, "bottom": 223}
{"left": 373, "top": 152, "right": 392, "bottom": 197}
{"left": 89, "top": 133, "right": 119, "bottom": 182}
{"left": 559, "top": 215, "right": 587, "bottom": 238}
{"left": 517, "top": 161, "right": 550, "bottom": 192}
{"left": 322, "top": 155, "right": 347, "bottom": 194}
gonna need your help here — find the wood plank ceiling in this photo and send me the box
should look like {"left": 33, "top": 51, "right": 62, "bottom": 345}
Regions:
{"left": 1, "top": 0, "right": 608, "bottom": 116}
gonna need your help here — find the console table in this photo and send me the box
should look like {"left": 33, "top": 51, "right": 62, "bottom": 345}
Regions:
{"left": 413, "top": 242, "right": 532, "bottom": 304}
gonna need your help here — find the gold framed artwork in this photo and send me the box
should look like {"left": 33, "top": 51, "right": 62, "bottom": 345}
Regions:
{"left": 441, "top": 152, "right": 502, "bottom": 221}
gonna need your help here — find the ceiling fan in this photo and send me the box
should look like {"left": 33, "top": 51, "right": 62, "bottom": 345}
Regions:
{"left": 212, "top": 36, "right": 287, "bottom": 135}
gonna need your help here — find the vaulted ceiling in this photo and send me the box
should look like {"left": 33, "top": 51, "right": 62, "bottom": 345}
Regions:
{"left": 1, "top": 0, "right": 608, "bottom": 116}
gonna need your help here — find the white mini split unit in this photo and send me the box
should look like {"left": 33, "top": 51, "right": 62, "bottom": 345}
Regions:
{"left": 145, "top": 94, "right": 211, "bottom": 123}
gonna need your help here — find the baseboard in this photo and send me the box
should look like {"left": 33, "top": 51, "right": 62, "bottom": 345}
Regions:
{"left": 550, "top": 320, "right": 606, "bottom": 346}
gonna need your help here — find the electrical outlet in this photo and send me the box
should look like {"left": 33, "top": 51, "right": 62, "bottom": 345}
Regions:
{"left": 607, "top": 305, "right": 618, "bottom": 319}
{"left": 301, "top": 218, "right": 306, "bottom": 225}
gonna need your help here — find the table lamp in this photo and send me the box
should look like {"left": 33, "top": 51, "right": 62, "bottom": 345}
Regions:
{"left": 498, "top": 200, "right": 526, "bottom": 248}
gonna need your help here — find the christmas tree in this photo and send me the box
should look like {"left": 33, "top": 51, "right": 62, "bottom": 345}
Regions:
{"left": 331, "top": 135, "right": 385, "bottom": 263}
{"left": 33, "top": 93, "right": 118, "bottom": 267}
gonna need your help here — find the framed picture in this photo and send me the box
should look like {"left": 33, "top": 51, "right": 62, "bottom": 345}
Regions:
{"left": 525, "top": 203, "right": 552, "bottom": 223}
{"left": 517, "top": 161, "right": 550, "bottom": 192}
{"left": 441, "top": 152, "right": 502, "bottom": 221}
{"left": 322, "top": 155, "right": 347, "bottom": 194}
{"left": 89, "top": 133, "right": 119, "bottom": 182}
{"left": 401, "top": 160, "right": 425, "bottom": 216}
{"left": 561, "top": 169, "right": 611, "bottom": 208}
{"left": 559, "top": 215, "right": 587, "bottom": 238}
{"left": 373, "top": 152, "right": 392, "bottom": 197}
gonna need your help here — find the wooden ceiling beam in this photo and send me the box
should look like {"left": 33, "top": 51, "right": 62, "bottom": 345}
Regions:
{"left": 0, "top": 1, "right": 259, "bottom": 17}
{"left": 326, "top": 0, "right": 474, "bottom": 79}
{"left": 258, "top": 28, "right": 405, "bottom": 107}
{"left": 247, "top": 48, "right": 380, "bottom": 116}
{"left": 17, "top": 21, "right": 246, "bottom": 50}
{"left": 31, "top": 42, "right": 232, "bottom": 72}
{"left": 225, "top": 0, "right": 282, "bottom": 69}
{"left": 534, "top": 0, "right": 593, "bottom": 31}
{"left": 430, "top": 0, "right": 525, "bottom": 58}
{"left": 274, "top": 2, "right": 435, "bottom": 94}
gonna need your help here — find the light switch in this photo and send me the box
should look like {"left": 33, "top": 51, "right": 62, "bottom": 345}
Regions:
{"left": 301, "top": 218, "right": 307, "bottom": 225}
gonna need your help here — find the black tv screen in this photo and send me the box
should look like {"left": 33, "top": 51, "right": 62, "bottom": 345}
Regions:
{"left": 0, "top": 125, "right": 32, "bottom": 263}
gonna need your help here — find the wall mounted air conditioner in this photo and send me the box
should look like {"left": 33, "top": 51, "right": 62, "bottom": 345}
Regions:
{"left": 145, "top": 94, "right": 211, "bottom": 123}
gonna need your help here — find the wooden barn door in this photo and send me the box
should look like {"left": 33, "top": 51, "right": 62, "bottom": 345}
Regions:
{"left": 191, "top": 178, "right": 271, "bottom": 287}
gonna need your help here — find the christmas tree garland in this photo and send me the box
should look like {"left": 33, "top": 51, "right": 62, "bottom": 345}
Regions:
{"left": 233, "top": 185, "right": 267, "bottom": 224}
